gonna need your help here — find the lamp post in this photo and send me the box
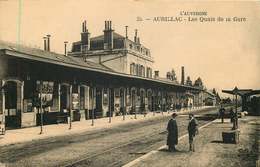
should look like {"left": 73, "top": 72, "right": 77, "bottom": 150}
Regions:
{"left": 233, "top": 86, "right": 238, "bottom": 130}
{"left": 109, "top": 87, "right": 112, "bottom": 123}
{"left": 69, "top": 85, "right": 72, "bottom": 130}
{"left": 91, "top": 86, "right": 95, "bottom": 126}
{"left": 39, "top": 81, "right": 44, "bottom": 134}
{"left": 0, "top": 83, "right": 6, "bottom": 135}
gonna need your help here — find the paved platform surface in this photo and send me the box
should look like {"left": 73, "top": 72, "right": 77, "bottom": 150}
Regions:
{"left": 0, "top": 107, "right": 212, "bottom": 146}
{"left": 125, "top": 116, "right": 259, "bottom": 167}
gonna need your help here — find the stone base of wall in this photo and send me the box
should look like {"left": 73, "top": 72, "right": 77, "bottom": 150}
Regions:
{"left": 21, "top": 112, "right": 36, "bottom": 127}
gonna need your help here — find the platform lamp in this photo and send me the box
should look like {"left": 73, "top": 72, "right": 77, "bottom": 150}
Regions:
{"left": 0, "top": 83, "right": 6, "bottom": 135}
{"left": 109, "top": 86, "right": 112, "bottom": 123}
{"left": 233, "top": 86, "right": 239, "bottom": 130}
{"left": 69, "top": 84, "right": 72, "bottom": 130}
{"left": 134, "top": 90, "right": 137, "bottom": 119}
{"left": 91, "top": 84, "right": 95, "bottom": 126}
{"left": 123, "top": 88, "right": 126, "bottom": 120}
{"left": 39, "top": 81, "right": 44, "bottom": 134}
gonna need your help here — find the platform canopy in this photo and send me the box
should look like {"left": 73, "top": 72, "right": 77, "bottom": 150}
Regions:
{"left": 222, "top": 87, "right": 260, "bottom": 97}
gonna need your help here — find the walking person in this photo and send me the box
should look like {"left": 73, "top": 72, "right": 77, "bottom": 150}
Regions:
{"left": 188, "top": 114, "right": 198, "bottom": 152}
{"left": 219, "top": 105, "right": 225, "bottom": 123}
{"left": 167, "top": 113, "right": 178, "bottom": 152}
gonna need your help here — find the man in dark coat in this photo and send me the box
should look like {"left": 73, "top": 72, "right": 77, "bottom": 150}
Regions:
{"left": 188, "top": 114, "right": 198, "bottom": 152}
{"left": 219, "top": 105, "right": 225, "bottom": 123}
{"left": 167, "top": 113, "right": 178, "bottom": 152}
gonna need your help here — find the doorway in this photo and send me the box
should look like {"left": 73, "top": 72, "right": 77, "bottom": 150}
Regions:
{"left": 60, "top": 85, "right": 69, "bottom": 112}
{"left": 4, "top": 81, "right": 21, "bottom": 128}
{"left": 95, "top": 87, "right": 103, "bottom": 118}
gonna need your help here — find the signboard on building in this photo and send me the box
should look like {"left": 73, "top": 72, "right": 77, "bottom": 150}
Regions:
{"left": 72, "top": 93, "right": 79, "bottom": 110}
{"left": 36, "top": 81, "right": 54, "bottom": 107}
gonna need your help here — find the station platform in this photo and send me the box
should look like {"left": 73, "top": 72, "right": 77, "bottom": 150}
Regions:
{"left": 0, "top": 107, "right": 213, "bottom": 147}
{"left": 124, "top": 116, "right": 260, "bottom": 167}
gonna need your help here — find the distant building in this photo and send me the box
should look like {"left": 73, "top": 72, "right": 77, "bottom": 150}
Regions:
{"left": 194, "top": 77, "right": 203, "bottom": 88}
{"left": 186, "top": 76, "right": 192, "bottom": 86}
{"left": 204, "top": 91, "right": 217, "bottom": 106}
{"left": 166, "top": 69, "right": 178, "bottom": 83}
{"left": 69, "top": 21, "right": 154, "bottom": 78}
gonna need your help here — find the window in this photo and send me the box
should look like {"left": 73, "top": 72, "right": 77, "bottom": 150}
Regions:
{"left": 146, "top": 67, "right": 150, "bottom": 78}
{"left": 141, "top": 65, "right": 145, "bottom": 77}
{"left": 136, "top": 64, "right": 139, "bottom": 76}
{"left": 130, "top": 63, "right": 135, "bottom": 75}
{"left": 138, "top": 65, "right": 142, "bottom": 76}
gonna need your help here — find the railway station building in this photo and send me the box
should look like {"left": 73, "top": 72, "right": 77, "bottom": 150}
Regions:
{"left": 0, "top": 20, "right": 208, "bottom": 130}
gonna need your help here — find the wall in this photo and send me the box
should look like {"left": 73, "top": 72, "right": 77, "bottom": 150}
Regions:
{"left": 85, "top": 52, "right": 127, "bottom": 73}
{"left": 126, "top": 53, "right": 154, "bottom": 76}
{"left": 21, "top": 112, "right": 36, "bottom": 127}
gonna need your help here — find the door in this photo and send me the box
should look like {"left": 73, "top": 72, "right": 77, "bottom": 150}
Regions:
{"left": 95, "top": 87, "right": 102, "bottom": 118}
{"left": 109, "top": 88, "right": 114, "bottom": 115}
{"left": 5, "top": 81, "right": 21, "bottom": 128}
{"left": 60, "top": 85, "right": 69, "bottom": 112}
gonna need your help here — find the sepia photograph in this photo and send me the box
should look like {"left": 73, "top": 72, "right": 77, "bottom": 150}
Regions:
{"left": 0, "top": 0, "right": 259, "bottom": 166}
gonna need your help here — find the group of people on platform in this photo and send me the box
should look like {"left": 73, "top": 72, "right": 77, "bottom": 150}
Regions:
{"left": 166, "top": 113, "right": 199, "bottom": 152}
{"left": 218, "top": 105, "right": 238, "bottom": 129}
{"left": 166, "top": 105, "right": 239, "bottom": 153}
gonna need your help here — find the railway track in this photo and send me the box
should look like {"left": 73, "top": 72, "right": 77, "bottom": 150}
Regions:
{"left": 1, "top": 107, "right": 232, "bottom": 167}
{"left": 59, "top": 128, "right": 168, "bottom": 167}
{"left": 59, "top": 110, "right": 220, "bottom": 167}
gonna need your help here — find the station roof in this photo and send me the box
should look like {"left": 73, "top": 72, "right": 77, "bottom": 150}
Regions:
{"left": 205, "top": 91, "right": 216, "bottom": 97}
{"left": 222, "top": 89, "right": 260, "bottom": 96}
{"left": 0, "top": 40, "right": 202, "bottom": 91}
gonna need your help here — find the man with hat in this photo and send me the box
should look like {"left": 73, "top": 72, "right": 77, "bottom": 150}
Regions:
{"left": 167, "top": 113, "right": 178, "bottom": 152}
{"left": 219, "top": 105, "right": 225, "bottom": 123}
{"left": 188, "top": 113, "right": 198, "bottom": 152}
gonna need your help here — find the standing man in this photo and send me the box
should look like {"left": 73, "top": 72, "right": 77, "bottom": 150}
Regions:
{"left": 167, "top": 113, "right": 178, "bottom": 152}
{"left": 219, "top": 105, "right": 225, "bottom": 123}
{"left": 188, "top": 113, "right": 198, "bottom": 152}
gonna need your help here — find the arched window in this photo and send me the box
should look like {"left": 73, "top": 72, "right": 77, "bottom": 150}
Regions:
{"left": 136, "top": 64, "right": 139, "bottom": 76}
{"left": 146, "top": 67, "right": 150, "bottom": 78}
{"left": 130, "top": 63, "right": 135, "bottom": 75}
{"left": 142, "top": 66, "right": 145, "bottom": 77}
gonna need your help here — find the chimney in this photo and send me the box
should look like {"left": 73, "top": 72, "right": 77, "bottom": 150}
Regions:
{"left": 46, "top": 34, "right": 51, "bottom": 51}
{"left": 43, "top": 36, "right": 47, "bottom": 51}
{"left": 103, "top": 20, "right": 114, "bottom": 50}
{"left": 154, "top": 70, "right": 159, "bottom": 79}
{"left": 64, "top": 41, "right": 68, "bottom": 56}
{"left": 125, "top": 26, "right": 128, "bottom": 39}
{"left": 181, "top": 66, "right": 185, "bottom": 85}
{"left": 134, "top": 29, "right": 138, "bottom": 43}
{"left": 81, "top": 20, "right": 90, "bottom": 52}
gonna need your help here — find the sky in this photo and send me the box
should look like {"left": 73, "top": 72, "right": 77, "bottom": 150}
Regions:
{"left": 0, "top": 0, "right": 259, "bottom": 96}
